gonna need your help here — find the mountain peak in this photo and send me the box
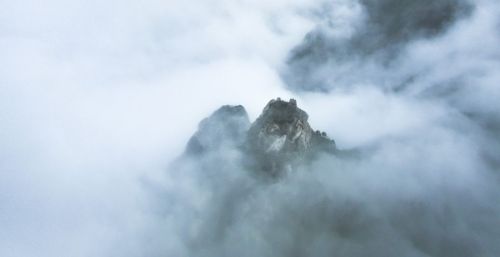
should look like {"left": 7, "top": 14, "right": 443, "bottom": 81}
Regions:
{"left": 185, "top": 99, "right": 336, "bottom": 177}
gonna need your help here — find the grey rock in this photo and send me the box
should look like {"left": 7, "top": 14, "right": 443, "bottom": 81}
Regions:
{"left": 246, "top": 98, "right": 335, "bottom": 177}
{"left": 185, "top": 99, "right": 336, "bottom": 177}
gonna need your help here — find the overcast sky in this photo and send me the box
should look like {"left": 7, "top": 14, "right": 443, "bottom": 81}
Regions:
{"left": 1, "top": 0, "right": 500, "bottom": 256}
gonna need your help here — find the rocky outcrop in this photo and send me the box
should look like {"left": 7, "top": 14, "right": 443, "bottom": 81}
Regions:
{"left": 247, "top": 98, "right": 335, "bottom": 176}
{"left": 185, "top": 98, "right": 336, "bottom": 177}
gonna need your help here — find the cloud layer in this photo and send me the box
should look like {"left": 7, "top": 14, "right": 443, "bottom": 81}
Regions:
{"left": 1, "top": 0, "right": 500, "bottom": 256}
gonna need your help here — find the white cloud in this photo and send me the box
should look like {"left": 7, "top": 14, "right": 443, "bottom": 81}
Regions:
{"left": 1, "top": 0, "right": 500, "bottom": 256}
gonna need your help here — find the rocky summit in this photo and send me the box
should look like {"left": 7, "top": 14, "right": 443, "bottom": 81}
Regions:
{"left": 185, "top": 98, "right": 336, "bottom": 177}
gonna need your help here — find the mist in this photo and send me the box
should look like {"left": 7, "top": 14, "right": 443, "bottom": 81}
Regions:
{"left": 1, "top": 0, "right": 500, "bottom": 256}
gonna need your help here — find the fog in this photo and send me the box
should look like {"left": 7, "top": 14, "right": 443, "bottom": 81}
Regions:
{"left": 1, "top": 0, "right": 499, "bottom": 256}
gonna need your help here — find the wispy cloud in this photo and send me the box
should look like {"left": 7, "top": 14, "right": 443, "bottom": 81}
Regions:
{"left": 1, "top": 0, "right": 500, "bottom": 256}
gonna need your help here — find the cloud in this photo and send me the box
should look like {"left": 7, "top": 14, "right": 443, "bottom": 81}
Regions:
{"left": 151, "top": 109, "right": 500, "bottom": 256}
{"left": 1, "top": 0, "right": 500, "bottom": 256}
{"left": 281, "top": 0, "right": 474, "bottom": 91}
{"left": 0, "top": 0, "right": 319, "bottom": 256}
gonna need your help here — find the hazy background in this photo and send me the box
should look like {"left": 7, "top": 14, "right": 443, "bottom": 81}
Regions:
{"left": 1, "top": 0, "right": 499, "bottom": 256}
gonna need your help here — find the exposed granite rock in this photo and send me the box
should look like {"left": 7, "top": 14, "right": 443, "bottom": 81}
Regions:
{"left": 185, "top": 99, "right": 336, "bottom": 177}
{"left": 246, "top": 98, "right": 335, "bottom": 177}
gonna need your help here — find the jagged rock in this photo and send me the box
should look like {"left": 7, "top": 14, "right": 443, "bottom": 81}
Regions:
{"left": 246, "top": 98, "right": 335, "bottom": 176}
{"left": 185, "top": 105, "right": 250, "bottom": 155}
{"left": 185, "top": 99, "right": 336, "bottom": 177}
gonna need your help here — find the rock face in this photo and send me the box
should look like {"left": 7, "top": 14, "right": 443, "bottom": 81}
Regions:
{"left": 185, "top": 98, "right": 336, "bottom": 177}
{"left": 247, "top": 98, "right": 335, "bottom": 176}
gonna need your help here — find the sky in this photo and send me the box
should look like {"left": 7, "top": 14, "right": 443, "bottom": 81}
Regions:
{"left": 1, "top": 0, "right": 500, "bottom": 256}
